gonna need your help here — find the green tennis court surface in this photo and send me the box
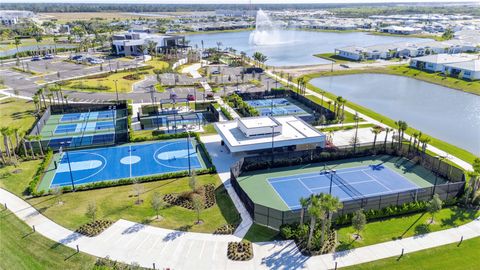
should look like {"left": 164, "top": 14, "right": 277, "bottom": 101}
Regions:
{"left": 237, "top": 155, "right": 447, "bottom": 211}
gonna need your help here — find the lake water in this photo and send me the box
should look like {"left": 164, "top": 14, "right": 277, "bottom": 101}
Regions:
{"left": 186, "top": 30, "right": 431, "bottom": 67}
{"left": 0, "top": 44, "right": 77, "bottom": 57}
{"left": 310, "top": 74, "right": 480, "bottom": 155}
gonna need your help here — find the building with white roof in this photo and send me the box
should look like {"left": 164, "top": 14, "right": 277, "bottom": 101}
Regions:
{"left": 444, "top": 60, "right": 480, "bottom": 81}
{"left": 112, "top": 32, "right": 186, "bottom": 56}
{"left": 409, "top": 54, "right": 477, "bottom": 72}
{"left": 214, "top": 116, "right": 326, "bottom": 154}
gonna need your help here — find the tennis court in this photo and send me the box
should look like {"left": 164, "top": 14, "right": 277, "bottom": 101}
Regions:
{"left": 269, "top": 164, "right": 419, "bottom": 210}
{"left": 49, "top": 139, "right": 204, "bottom": 188}
{"left": 53, "top": 121, "right": 115, "bottom": 135}
{"left": 59, "top": 111, "right": 115, "bottom": 123}
{"left": 245, "top": 98, "right": 307, "bottom": 116}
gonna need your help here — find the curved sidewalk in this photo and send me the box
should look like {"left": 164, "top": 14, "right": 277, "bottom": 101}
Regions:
{"left": 1, "top": 188, "right": 479, "bottom": 269}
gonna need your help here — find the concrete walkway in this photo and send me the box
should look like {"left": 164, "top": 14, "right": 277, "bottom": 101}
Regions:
{"left": 181, "top": 63, "right": 202, "bottom": 79}
{"left": 1, "top": 187, "right": 479, "bottom": 270}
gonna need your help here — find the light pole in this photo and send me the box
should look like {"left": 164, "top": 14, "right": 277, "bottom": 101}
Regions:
{"left": 329, "top": 169, "right": 336, "bottom": 195}
{"left": 353, "top": 112, "right": 359, "bottom": 153}
{"left": 109, "top": 105, "right": 116, "bottom": 144}
{"left": 185, "top": 127, "right": 192, "bottom": 176}
{"left": 60, "top": 141, "right": 75, "bottom": 190}
{"left": 154, "top": 97, "right": 160, "bottom": 130}
{"left": 271, "top": 125, "right": 275, "bottom": 166}
{"left": 433, "top": 155, "right": 446, "bottom": 197}
{"left": 113, "top": 79, "right": 119, "bottom": 105}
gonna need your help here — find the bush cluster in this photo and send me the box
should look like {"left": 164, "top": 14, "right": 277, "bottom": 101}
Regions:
{"left": 95, "top": 256, "right": 150, "bottom": 270}
{"left": 163, "top": 184, "right": 216, "bottom": 210}
{"left": 280, "top": 224, "right": 337, "bottom": 255}
{"left": 70, "top": 84, "right": 111, "bottom": 91}
{"left": 220, "top": 106, "right": 233, "bottom": 120}
{"left": 225, "top": 93, "right": 259, "bottom": 117}
{"left": 76, "top": 220, "right": 113, "bottom": 237}
{"left": 227, "top": 241, "right": 253, "bottom": 261}
{"left": 27, "top": 150, "right": 53, "bottom": 196}
{"left": 214, "top": 224, "right": 237, "bottom": 235}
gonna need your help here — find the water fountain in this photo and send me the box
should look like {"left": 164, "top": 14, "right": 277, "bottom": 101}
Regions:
{"left": 249, "top": 9, "right": 284, "bottom": 46}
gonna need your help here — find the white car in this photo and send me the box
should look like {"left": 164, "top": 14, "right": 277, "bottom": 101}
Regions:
{"left": 89, "top": 58, "right": 104, "bottom": 64}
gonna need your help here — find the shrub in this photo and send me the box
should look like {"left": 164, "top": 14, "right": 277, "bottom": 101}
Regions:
{"left": 76, "top": 220, "right": 113, "bottom": 237}
{"left": 227, "top": 241, "right": 253, "bottom": 261}
{"left": 28, "top": 150, "right": 53, "bottom": 196}
{"left": 70, "top": 84, "right": 111, "bottom": 91}
{"left": 163, "top": 184, "right": 216, "bottom": 210}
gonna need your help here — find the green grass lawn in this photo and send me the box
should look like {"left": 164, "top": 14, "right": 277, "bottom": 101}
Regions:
{"left": 202, "top": 124, "right": 218, "bottom": 135}
{"left": 243, "top": 224, "right": 281, "bottom": 242}
{"left": 298, "top": 73, "right": 479, "bottom": 165}
{"left": 337, "top": 206, "right": 479, "bottom": 251}
{"left": 0, "top": 159, "right": 42, "bottom": 197}
{"left": 27, "top": 174, "right": 240, "bottom": 233}
{"left": 341, "top": 236, "right": 480, "bottom": 270}
{"left": 320, "top": 123, "right": 374, "bottom": 132}
{"left": 0, "top": 98, "right": 36, "bottom": 152}
{"left": 0, "top": 207, "right": 96, "bottom": 270}
{"left": 64, "top": 59, "right": 169, "bottom": 93}
{"left": 306, "top": 94, "right": 362, "bottom": 124}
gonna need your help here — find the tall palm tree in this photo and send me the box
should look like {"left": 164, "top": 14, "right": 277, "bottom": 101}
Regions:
{"left": 31, "top": 135, "right": 44, "bottom": 157}
{"left": 146, "top": 40, "right": 158, "bottom": 57}
{"left": 319, "top": 90, "right": 326, "bottom": 107}
{"left": 307, "top": 195, "right": 323, "bottom": 250}
{"left": 395, "top": 120, "right": 408, "bottom": 150}
{"left": 52, "top": 35, "right": 59, "bottom": 54}
{"left": 24, "top": 135, "right": 35, "bottom": 158}
{"left": 371, "top": 125, "right": 383, "bottom": 150}
{"left": 4, "top": 128, "right": 18, "bottom": 162}
{"left": 32, "top": 94, "right": 40, "bottom": 114}
{"left": 37, "top": 88, "right": 47, "bottom": 108}
{"left": 0, "top": 127, "right": 12, "bottom": 162}
{"left": 34, "top": 33, "right": 43, "bottom": 56}
{"left": 319, "top": 193, "right": 343, "bottom": 247}
{"left": 14, "top": 37, "right": 25, "bottom": 71}
{"left": 383, "top": 127, "right": 391, "bottom": 150}
{"left": 216, "top": 41, "right": 223, "bottom": 52}
{"left": 299, "top": 196, "right": 310, "bottom": 225}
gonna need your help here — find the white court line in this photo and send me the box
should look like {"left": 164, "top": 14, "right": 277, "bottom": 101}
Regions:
{"left": 267, "top": 178, "right": 294, "bottom": 210}
{"left": 267, "top": 167, "right": 372, "bottom": 184}
{"left": 309, "top": 179, "right": 378, "bottom": 191}
{"left": 297, "top": 178, "right": 314, "bottom": 194}
{"left": 362, "top": 170, "right": 393, "bottom": 191}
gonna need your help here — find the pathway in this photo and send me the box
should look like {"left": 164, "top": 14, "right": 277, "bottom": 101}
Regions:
{"left": 1, "top": 187, "right": 479, "bottom": 270}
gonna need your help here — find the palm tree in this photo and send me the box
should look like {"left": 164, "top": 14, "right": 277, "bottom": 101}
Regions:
{"left": 146, "top": 40, "right": 157, "bottom": 57}
{"left": 371, "top": 125, "right": 383, "bottom": 150}
{"left": 24, "top": 135, "right": 35, "bottom": 158}
{"left": 37, "top": 88, "right": 47, "bottom": 109}
{"left": 31, "top": 135, "right": 44, "bottom": 157}
{"left": 420, "top": 136, "right": 430, "bottom": 160}
{"left": 216, "top": 41, "right": 223, "bottom": 52}
{"left": 252, "top": 51, "right": 267, "bottom": 68}
{"left": 32, "top": 94, "right": 40, "bottom": 114}
{"left": 34, "top": 33, "right": 43, "bottom": 56}
{"left": 14, "top": 37, "right": 25, "bottom": 71}
{"left": 319, "top": 90, "right": 326, "bottom": 107}
{"left": 319, "top": 193, "right": 343, "bottom": 247}
{"left": 4, "top": 128, "right": 17, "bottom": 163}
{"left": 383, "top": 127, "right": 392, "bottom": 150}
{"left": 395, "top": 120, "right": 408, "bottom": 150}
{"left": 52, "top": 35, "right": 59, "bottom": 54}
{"left": 307, "top": 195, "right": 323, "bottom": 250}
{"left": 299, "top": 196, "right": 310, "bottom": 225}
{"left": 0, "top": 127, "right": 12, "bottom": 162}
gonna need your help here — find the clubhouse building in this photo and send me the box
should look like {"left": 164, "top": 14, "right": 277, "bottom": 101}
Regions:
{"left": 214, "top": 116, "right": 326, "bottom": 154}
{"left": 112, "top": 32, "right": 187, "bottom": 56}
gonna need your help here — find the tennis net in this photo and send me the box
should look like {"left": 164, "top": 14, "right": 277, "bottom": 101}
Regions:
{"left": 330, "top": 172, "right": 363, "bottom": 199}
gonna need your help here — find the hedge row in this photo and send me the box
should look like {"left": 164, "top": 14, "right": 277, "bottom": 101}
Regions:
{"left": 220, "top": 106, "right": 233, "bottom": 120}
{"left": 225, "top": 93, "right": 259, "bottom": 117}
{"left": 28, "top": 150, "right": 53, "bottom": 196}
{"left": 70, "top": 84, "right": 111, "bottom": 91}
{"left": 44, "top": 169, "right": 214, "bottom": 195}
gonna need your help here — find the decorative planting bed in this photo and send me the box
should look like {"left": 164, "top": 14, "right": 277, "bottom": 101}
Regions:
{"left": 75, "top": 220, "right": 114, "bottom": 237}
{"left": 227, "top": 241, "right": 253, "bottom": 261}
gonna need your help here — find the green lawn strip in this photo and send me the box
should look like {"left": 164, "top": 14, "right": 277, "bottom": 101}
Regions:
{"left": 202, "top": 124, "right": 218, "bottom": 135}
{"left": 0, "top": 207, "right": 96, "bottom": 270}
{"left": 298, "top": 73, "right": 478, "bottom": 165}
{"left": 0, "top": 98, "right": 36, "bottom": 151}
{"left": 341, "top": 236, "right": 480, "bottom": 270}
{"left": 27, "top": 174, "right": 240, "bottom": 233}
{"left": 63, "top": 59, "right": 169, "bottom": 93}
{"left": 337, "top": 206, "right": 479, "bottom": 251}
{"left": 314, "top": 53, "right": 375, "bottom": 64}
{"left": 0, "top": 160, "right": 42, "bottom": 197}
{"left": 243, "top": 224, "right": 281, "bottom": 242}
{"left": 319, "top": 123, "right": 374, "bottom": 132}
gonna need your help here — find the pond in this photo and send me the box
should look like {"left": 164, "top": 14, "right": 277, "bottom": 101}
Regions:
{"left": 310, "top": 74, "right": 480, "bottom": 155}
{"left": 186, "top": 30, "right": 431, "bottom": 67}
{"left": 0, "top": 44, "right": 77, "bottom": 57}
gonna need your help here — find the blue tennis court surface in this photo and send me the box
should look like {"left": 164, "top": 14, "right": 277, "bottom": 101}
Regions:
{"left": 246, "top": 98, "right": 291, "bottom": 107}
{"left": 50, "top": 139, "right": 203, "bottom": 187}
{"left": 60, "top": 111, "right": 115, "bottom": 122}
{"left": 269, "top": 165, "right": 420, "bottom": 210}
{"left": 246, "top": 98, "right": 307, "bottom": 116}
{"left": 53, "top": 121, "right": 114, "bottom": 135}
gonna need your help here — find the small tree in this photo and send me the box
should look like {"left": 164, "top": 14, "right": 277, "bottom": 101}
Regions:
{"left": 428, "top": 194, "right": 443, "bottom": 224}
{"left": 192, "top": 194, "right": 204, "bottom": 224}
{"left": 52, "top": 185, "right": 63, "bottom": 205}
{"left": 86, "top": 202, "right": 97, "bottom": 222}
{"left": 150, "top": 192, "right": 164, "bottom": 219}
{"left": 188, "top": 169, "right": 197, "bottom": 192}
{"left": 352, "top": 209, "right": 367, "bottom": 239}
{"left": 132, "top": 180, "right": 144, "bottom": 204}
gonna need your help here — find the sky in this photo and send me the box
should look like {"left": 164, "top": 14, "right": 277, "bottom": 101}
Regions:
{"left": 2, "top": 0, "right": 478, "bottom": 4}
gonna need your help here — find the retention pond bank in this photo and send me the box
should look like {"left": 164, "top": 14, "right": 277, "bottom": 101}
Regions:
{"left": 310, "top": 74, "right": 480, "bottom": 155}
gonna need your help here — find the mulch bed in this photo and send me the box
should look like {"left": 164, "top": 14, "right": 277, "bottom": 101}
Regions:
{"left": 75, "top": 220, "right": 113, "bottom": 237}
{"left": 163, "top": 184, "right": 216, "bottom": 210}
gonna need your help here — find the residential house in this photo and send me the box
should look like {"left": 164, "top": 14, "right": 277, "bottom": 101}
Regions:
{"left": 444, "top": 59, "right": 480, "bottom": 80}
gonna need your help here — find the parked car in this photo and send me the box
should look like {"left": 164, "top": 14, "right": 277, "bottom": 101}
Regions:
{"left": 70, "top": 55, "right": 83, "bottom": 61}
{"left": 211, "top": 70, "right": 220, "bottom": 75}
{"left": 43, "top": 54, "right": 54, "bottom": 60}
{"left": 187, "top": 94, "right": 195, "bottom": 101}
{"left": 340, "top": 64, "right": 350, "bottom": 68}
{"left": 170, "top": 92, "right": 178, "bottom": 99}
{"left": 206, "top": 92, "right": 214, "bottom": 99}
{"left": 31, "top": 55, "right": 41, "bottom": 61}
{"left": 90, "top": 59, "right": 104, "bottom": 64}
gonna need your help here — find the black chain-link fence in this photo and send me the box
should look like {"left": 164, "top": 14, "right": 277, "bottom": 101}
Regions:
{"left": 230, "top": 143, "right": 465, "bottom": 229}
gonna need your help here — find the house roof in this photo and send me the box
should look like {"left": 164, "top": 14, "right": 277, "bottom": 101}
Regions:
{"left": 444, "top": 59, "right": 480, "bottom": 71}
{"left": 412, "top": 54, "right": 476, "bottom": 64}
